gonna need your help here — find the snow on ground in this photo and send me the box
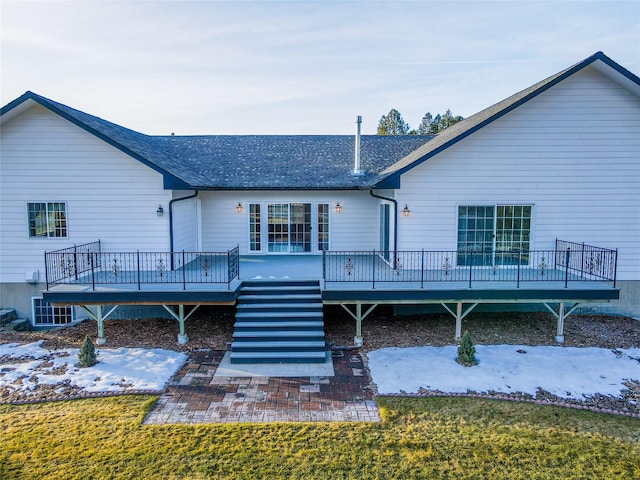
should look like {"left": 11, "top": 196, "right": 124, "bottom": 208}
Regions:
{"left": 3, "top": 341, "right": 640, "bottom": 403}
{"left": 0, "top": 341, "right": 186, "bottom": 397}
{"left": 367, "top": 345, "right": 640, "bottom": 400}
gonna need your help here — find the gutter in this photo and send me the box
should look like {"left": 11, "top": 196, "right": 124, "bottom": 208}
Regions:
{"left": 169, "top": 191, "right": 199, "bottom": 268}
{"left": 369, "top": 190, "right": 398, "bottom": 267}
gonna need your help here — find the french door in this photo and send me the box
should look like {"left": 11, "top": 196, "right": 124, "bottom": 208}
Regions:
{"left": 267, "top": 203, "right": 312, "bottom": 253}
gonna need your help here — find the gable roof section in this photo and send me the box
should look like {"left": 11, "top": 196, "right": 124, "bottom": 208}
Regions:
{"left": 0, "top": 92, "right": 433, "bottom": 190}
{"left": 1, "top": 91, "right": 192, "bottom": 189}
{"left": 374, "top": 51, "right": 640, "bottom": 188}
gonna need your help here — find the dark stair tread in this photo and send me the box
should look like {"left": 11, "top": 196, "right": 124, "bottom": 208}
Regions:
{"left": 233, "top": 330, "right": 324, "bottom": 338}
{"left": 236, "top": 311, "right": 322, "bottom": 319}
{"left": 237, "top": 302, "right": 324, "bottom": 310}
{"left": 234, "top": 321, "right": 324, "bottom": 329}
{"left": 231, "top": 340, "right": 326, "bottom": 349}
{"left": 238, "top": 294, "right": 321, "bottom": 302}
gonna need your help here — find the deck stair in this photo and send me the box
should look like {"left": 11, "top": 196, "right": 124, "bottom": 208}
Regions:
{"left": 230, "top": 280, "right": 326, "bottom": 364}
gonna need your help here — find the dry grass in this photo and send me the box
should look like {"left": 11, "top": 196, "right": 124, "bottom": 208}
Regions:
{"left": 1, "top": 395, "right": 639, "bottom": 479}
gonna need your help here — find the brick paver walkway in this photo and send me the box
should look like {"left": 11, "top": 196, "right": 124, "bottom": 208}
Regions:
{"left": 144, "top": 350, "right": 381, "bottom": 424}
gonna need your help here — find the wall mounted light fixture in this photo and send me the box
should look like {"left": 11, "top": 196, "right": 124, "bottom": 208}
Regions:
{"left": 236, "top": 202, "right": 243, "bottom": 213}
{"left": 402, "top": 204, "right": 411, "bottom": 217}
{"left": 335, "top": 202, "right": 342, "bottom": 213}
{"left": 156, "top": 205, "right": 164, "bottom": 217}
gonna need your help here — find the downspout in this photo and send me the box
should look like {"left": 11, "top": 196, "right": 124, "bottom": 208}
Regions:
{"left": 169, "top": 190, "right": 199, "bottom": 269}
{"left": 369, "top": 189, "right": 398, "bottom": 268}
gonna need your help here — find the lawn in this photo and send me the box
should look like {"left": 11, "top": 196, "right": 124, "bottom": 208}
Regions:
{"left": 1, "top": 396, "right": 639, "bottom": 479}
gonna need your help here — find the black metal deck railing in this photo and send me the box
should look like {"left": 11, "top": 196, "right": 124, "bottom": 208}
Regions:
{"left": 323, "top": 239, "right": 617, "bottom": 289}
{"left": 45, "top": 241, "right": 240, "bottom": 290}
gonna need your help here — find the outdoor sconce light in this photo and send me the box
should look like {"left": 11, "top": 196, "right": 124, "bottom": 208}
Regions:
{"left": 236, "top": 202, "right": 243, "bottom": 213}
{"left": 156, "top": 204, "right": 164, "bottom": 217}
{"left": 402, "top": 204, "right": 411, "bottom": 217}
{"left": 335, "top": 202, "right": 342, "bottom": 213}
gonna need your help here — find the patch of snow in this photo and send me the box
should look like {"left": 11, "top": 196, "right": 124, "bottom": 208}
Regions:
{"left": 0, "top": 341, "right": 186, "bottom": 395}
{"left": 367, "top": 345, "right": 640, "bottom": 399}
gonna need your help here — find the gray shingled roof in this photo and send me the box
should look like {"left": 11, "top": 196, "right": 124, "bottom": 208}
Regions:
{"left": 154, "top": 134, "right": 432, "bottom": 189}
{"left": 1, "top": 92, "right": 433, "bottom": 189}
{"left": 3, "top": 52, "right": 637, "bottom": 190}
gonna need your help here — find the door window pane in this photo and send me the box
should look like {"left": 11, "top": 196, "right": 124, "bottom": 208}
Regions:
{"left": 318, "top": 204, "right": 329, "bottom": 251}
{"left": 457, "top": 205, "right": 494, "bottom": 266}
{"left": 268, "top": 204, "right": 289, "bottom": 252}
{"left": 457, "top": 205, "right": 532, "bottom": 266}
{"left": 249, "top": 204, "right": 261, "bottom": 251}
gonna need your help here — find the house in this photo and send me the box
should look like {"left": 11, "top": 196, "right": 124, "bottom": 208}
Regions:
{"left": 1, "top": 51, "right": 638, "bottom": 361}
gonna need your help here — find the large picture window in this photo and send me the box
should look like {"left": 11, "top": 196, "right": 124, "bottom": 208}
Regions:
{"left": 28, "top": 202, "right": 67, "bottom": 238}
{"left": 457, "top": 205, "right": 532, "bottom": 266}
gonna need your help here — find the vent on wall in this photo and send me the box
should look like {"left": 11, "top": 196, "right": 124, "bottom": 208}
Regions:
{"left": 25, "top": 270, "right": 39, "bottom": 284}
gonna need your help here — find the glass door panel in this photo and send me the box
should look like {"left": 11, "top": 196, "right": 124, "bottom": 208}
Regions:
{"left": 268, "top": 204, "right": 289, "bottom": 252}
{"left": 267, "top": 203, "right": 312, "bottom": 253}
{"left": 289, "top": 203, "right": 311, "bottom": 252}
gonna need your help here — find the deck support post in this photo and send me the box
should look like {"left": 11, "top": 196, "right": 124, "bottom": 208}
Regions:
{"left": 440, "top": 302, "right": 479, "bottom": 341}
{"left": 340, "top": 303, "right": 378, "bottom": 347}
{"left": 556, "top": 302, "right": 565, "bottom": 344}
{"left": 455, "top": 302, "right": 463, "bottom": 340}
{"left": 161, "top": 305, "right": 200, "bottom": 345}
{"left": 543, "top": 302, "right": 581, "bottom": 344}
{"left": 78, "top": 304, "right": 119, "bottom": 345}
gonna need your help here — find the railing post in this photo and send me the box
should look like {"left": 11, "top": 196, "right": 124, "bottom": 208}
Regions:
{"left": 137, "top": 250, "right": 141, "bottom": 290}
{"left": 182, "top": 250, "right": 186, "bottom": 290}
{"left": 91, "top": 252, "right": 96, "bottom": 291}
{"left": 517, "top": 258, "right": 520, "bottom": 288}
{"left": 45, "top": 251, "right": 50, "bottom": 290}
{"left": 564, "top": 248, "right": 570, "bottom": 288}
{"left": 372, "top": 249, "right": 376, "bottom": 289}
{"left": 468, "top": 260, "right": 473, "bottom": 288}
{"left": 322, "top": 249, "right": 326, "bottom": 288}
{"left": 581, "top": 242, "right": 585, "bottom": 279}
{"left": 74, "top": 244, "right": 79, "bottom": 281}
{"left": 235, "top": 244, "right": 240, "bottom": 282}
{"left": 613, "top": 248, "right": 618, "bottom": 288}
{"left": 421, "top": 249, "right": 425, "bottom": 289}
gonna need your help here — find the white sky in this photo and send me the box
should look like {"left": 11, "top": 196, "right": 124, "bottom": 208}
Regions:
{"left": 1, "top": 0, "right": 639, "bottom": 135}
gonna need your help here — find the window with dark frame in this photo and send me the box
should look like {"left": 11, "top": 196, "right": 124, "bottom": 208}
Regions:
{"left": 27, "top": 202, "right": 67, "bottom": 238}
{"left": 457, "top": 205, "right": 532, "bottom": 266}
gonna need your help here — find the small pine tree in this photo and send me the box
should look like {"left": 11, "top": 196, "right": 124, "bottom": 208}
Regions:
{"left": 78, "top": 335, "right": 97, "bottom": 367}
{"left": 457, "top": 331, "right": 478, "bottom": 367}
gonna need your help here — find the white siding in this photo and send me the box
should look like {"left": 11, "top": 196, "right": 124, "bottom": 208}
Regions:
{"left": 171, "top": 196, "right": 201, "bottom": 252}
{"left": 395, "top": 68, "right": 640, "bottom": 280}
{"left": 0, "top": 105, "right": 172, "bottom": 282}
{"left": 198, "top": 190, "right": 382, "bottom": 255}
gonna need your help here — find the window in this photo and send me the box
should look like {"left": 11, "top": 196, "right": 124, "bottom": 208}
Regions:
{"left": 28, "top": 202, "right": 67, "bottom": 238}
{"left": 317, "top": 203, "right": 329, "bottom": 251}
{"left": 457, "top": 205, "right": 532, "bottom": 266}
{"left": 249, "top": 204, "right": 261, "bottom": 252}
{"left": 32, "top": 298, "right": 74, "bottom": 326}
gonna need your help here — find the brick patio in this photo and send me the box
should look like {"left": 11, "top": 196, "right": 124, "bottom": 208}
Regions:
{"left": 144, "top": 350, "right": 381, "bottom": 424}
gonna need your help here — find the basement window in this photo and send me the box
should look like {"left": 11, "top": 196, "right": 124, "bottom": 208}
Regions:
{"left": 32, "top": 297, "right": 74, "bottom": 326}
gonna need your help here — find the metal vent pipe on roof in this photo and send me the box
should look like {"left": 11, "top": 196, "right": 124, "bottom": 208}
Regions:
{"left": 353, "top": 115, "right": 364, "bottom": 176}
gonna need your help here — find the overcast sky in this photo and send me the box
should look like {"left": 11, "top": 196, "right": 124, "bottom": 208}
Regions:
{"left": 1, "top": 1, "right": 638, "bottom": 135}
